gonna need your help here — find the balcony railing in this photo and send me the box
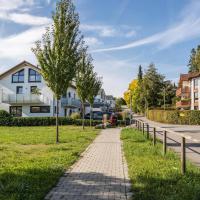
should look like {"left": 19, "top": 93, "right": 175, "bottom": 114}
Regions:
{"left": 176, "top": 100, "right": 191, "bottom": 108}
{"left": 61, "top": 98, "right": 81, "bottom": 108}
{"left": 1, "top": 93, "right": 51, "bottom": 105}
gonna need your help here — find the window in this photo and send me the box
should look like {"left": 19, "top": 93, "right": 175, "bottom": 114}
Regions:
{"left": 194, "top": 79, "right": 198, "bottom": 89}
{"left": 30, "top": 106, "right": 50, "bottom": 113}
{"left": 29, "top": 69, "right": 41, "bottom": 82}
{"left": 74, "top": 93, "right": 76, "bottom": 99}
{"left": 10, "top": 106, "right": 22, "bottom": 117}
{"left": 194, "top": 92, "right": 198, "bottom": 101}
{"left": 12, "top": 69, "right": 24, "bottom": 83}
{"left": 30, "top": 86, "right": 37, "bottom": 94}
{"left": 16, "top": 86, "right": 23, "bottom": 94}
{"left": 68, "top": 92, "right": 71, "bottom": 98}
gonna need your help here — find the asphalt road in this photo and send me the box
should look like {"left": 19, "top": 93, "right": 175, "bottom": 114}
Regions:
{"left": 134, "top": 116, "right": 200, "bottom": 167}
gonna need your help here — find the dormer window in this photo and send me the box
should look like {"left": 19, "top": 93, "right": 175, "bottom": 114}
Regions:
{"left": 12, "top": 69, "right": 24, "bottom": 83}
{"left": 29, "top": 69, "right": 41, "bottom": 82}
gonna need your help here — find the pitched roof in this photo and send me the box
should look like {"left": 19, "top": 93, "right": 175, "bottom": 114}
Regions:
{"left": 188, "top": 72, "right": 200, "bottom": 79}
{"left": 0, "top": 60, "right": 40, "bottom": 79}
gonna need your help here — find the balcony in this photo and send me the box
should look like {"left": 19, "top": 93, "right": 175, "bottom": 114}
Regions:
{"left": 176, "top": 87, "right": 190, "bottom": 97}
{"left": 176, "top": 99, "right": 191, "bottom": 108}
{"left": 1, "top": 93, "right": 51, "bottom": 105}
{"left": 61, "top": 98, "right": 81, "bottom": 108}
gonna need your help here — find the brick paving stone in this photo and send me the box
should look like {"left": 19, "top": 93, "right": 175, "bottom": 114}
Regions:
{"left": 45, "top": 128, "right": 132, "bottom": 200}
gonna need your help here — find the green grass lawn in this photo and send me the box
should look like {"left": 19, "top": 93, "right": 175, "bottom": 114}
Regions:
{"left": 0, "top": 126, "right": 99, "bottom": 200}
{"left": 121, "top": 128, "right": 200, "bottom": 200}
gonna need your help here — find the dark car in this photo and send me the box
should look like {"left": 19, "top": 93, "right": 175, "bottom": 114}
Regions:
{"left": 85, "top": 111, "right": 103, "bottom": 120}
{"left": 85, "top": 111, "right": 112, "bottom": 120}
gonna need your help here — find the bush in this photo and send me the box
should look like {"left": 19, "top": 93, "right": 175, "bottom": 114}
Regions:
{"left": 0, "top": 116, "right": 102, "bottom": 127}
{"left": 70, "top": 112, "right": 81, "bottom": 120}
{"left": 0, "top": 110, "right": 12, "bottom": 125}
{"left": 147, "top": 109, "right": 200, "bottom": 125}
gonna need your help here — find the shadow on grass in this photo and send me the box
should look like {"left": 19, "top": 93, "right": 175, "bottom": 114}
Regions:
{"left": 0, "top": 170, "right": 130, "bottom": 200}
{"left": 131, "top": 171, "right": 200, "bottom": 200}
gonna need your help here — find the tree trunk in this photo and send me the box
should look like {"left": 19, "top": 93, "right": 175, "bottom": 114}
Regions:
{"left": 90, "top": 105, "right": 92, "bottom": 127}
{"left": 56, "top": 99, "right": 59, "bottom": 143}
{"left": 82, "top": 102, "right": 85, "bottom": 130}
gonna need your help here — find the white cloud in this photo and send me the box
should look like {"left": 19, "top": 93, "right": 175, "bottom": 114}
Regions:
{"left": 84, "top": 37, "right": 102, "bottom": 47}
{"left": 80, "top": 24, "right": 117, "bottom": 37}
{"left": 0, "top": 12, "right": 51, "bottom": 26}
{"left": 0, "top": 25, "right": 46, "bottom": 59}
{"left": 80, "top": 24, "right": 137, "bottom": 38}
{"left": 0, "top": 0, "right": 34, "bottom": 11}
{"left": 93, "top": 0, "right": 200, "bottom": 53}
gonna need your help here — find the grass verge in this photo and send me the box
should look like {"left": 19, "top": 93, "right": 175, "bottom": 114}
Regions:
{"left": 121, "top": 128, "right": 200, "bottom": 200}
{"left": 0, "top": 126, "right": 99, "bottom": 200}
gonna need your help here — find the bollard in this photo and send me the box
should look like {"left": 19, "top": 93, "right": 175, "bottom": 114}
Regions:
{"left": 181, "top": 137, "right": 186, "bottom": 175}
{"left": 153, "top": 127, "right": 156, "bottom": 146}
{"left": 146, "top": 124, "right": 149, "bottom": 139}
{"left": 163, "top": 130, "right": 167, "bottom": 155}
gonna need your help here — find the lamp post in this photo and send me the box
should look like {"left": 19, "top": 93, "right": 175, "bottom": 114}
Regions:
{"left": 129, "top": 90, "right": 132, "bottom": 124}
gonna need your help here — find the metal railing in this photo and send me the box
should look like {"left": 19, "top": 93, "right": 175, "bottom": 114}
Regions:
{"left": 1, "top": 93, "right": 51, "bottom": 105}
{"left": 61, "top": 98, "right": 81, "bottom": 108}
{"left": 134, "top": 118, "right": 200, "bottom": 175}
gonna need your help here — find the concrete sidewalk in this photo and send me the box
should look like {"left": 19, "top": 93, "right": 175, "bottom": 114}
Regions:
{"left": 136, "top": 116, "right": 200, "bottom": 167}
{"left": 45, "top": 128, "right": 132, "bottom": 200}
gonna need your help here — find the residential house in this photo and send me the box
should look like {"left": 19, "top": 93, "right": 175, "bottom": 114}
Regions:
{"left": 176, "top": 72, "right": 200, "bottom": 110}
{"left": 176, "top": 74, "right": 191, "bottom": 110}
{"left": 0, "top": 61, "right": 81, "bottom": 117}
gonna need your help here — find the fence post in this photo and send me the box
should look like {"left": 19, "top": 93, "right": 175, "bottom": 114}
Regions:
{"left": 153, "top": 127, "right": 156, "bottom": 146}
{"left": 146, "top": 124, "right": 149, "bottom": 139}
{"left": 163, "top": 131, "right": 167, "bottom": 155}
{"left": 142, "top": 123, "right": 144, "bottom": 134}
{"left": 181, "top": 137, "right": 186, "bottom": 175}
{"left": 139, "top": 121, "right": 142, "bottom": 131}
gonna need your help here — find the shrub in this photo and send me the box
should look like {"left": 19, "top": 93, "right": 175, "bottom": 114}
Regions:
{"left": 0, "top": 116, "right": 102, "bottom": 127}
{"left": 70, "top": 112, "right": 81, "bottom": 120}
{"left": 147, "top": 109, "right": 200, "bottom": 125}
{"left": 0, "top": 110, "right": 12, "bottom": 125}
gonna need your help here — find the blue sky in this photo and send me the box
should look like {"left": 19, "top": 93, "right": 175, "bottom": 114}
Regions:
{"left": 0, "top": 0, "right": 200, "bottom": 97}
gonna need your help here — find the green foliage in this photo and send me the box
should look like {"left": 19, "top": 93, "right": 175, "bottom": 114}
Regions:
{"left": 0, "top": 110, "right": 12, "bottom": 125}
{"left": 70, "top": 112, "right": 81, "bottom": 120}
{"left": 188, "top": 46, "right": 200, "bottom": 72}
{"left": 121, "top": 128, "right": 200, "bottom": 200}
{"left": 147, "top": 109, "right": 200, "bottom": 125}
{"left": 0, "top": 126, "right": 99, "bottom": 200}
{"left": 32, "top": 0, "right": 82, "bottom": 100}
{"left": 0, "top": 116, "right": 102, "bottom": 127}
{"left": 115, "top": 98, "right": 126, "bottom": 111}
{"left": 143, "top": 63, "right": 165, "bottom": 108}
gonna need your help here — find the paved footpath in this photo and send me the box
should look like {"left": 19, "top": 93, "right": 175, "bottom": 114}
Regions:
{"left": 45, "top": 128, "right": 132, "bottom": 200}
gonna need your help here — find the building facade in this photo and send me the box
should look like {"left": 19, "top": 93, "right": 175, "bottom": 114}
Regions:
{"left": 0, "top": 61, "right": 81, "bottom": 117}
{"left": 176, "top": 72, "right": 200, "bottom": 110}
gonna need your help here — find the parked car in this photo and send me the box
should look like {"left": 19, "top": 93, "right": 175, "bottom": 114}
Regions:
{"left": 85, "top": 111, "right": 112, "bottom": 120}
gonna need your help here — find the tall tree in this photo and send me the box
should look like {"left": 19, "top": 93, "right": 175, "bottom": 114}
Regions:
{"left": 76, "top": 48, "right": 94, "bottom": 129}
{"left": 138, "top": 65, "right": 143, "bottom": 82}
{"left": 143, "top": 63, "right": 165, "bottom": 109}
{"left": 87, "top": 74, "right": 102, "bottom": 127}
{"left": 188, "top": 45, "right": 200, "bottom": 72}
{"left": 32, "top": 0, "right": 82, "bottom": 143}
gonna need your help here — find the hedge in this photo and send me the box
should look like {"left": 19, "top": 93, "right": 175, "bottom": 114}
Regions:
{"left": 0, "top": 116, "right": 126, "bottom": 127}
{"left": 147, "top": 110, "right": 200, "bottom": 125}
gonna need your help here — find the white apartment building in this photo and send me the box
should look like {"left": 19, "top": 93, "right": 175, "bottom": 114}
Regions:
{"left": 0, "top": 61, "right": 81, "bottom": 117}
{"left": 189, "top": 74, "right": 200, "bottom": 110}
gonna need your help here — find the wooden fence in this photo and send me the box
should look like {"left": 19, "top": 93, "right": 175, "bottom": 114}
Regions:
{"left": 134, "top": 118, "right": 200, "bottom": 175}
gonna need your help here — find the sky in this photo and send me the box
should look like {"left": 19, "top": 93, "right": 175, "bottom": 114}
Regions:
{"left": 0, "top": 0, "right": 200, "bottom": 97}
